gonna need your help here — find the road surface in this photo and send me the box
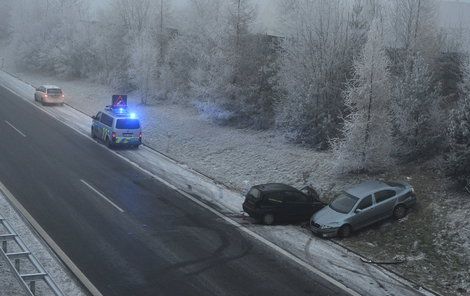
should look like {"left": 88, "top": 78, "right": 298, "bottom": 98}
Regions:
{"left": 0, "top": 86, "right": 349, "bottom": 296}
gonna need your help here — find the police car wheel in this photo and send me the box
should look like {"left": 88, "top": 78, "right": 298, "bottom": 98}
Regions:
{"left": 105, "top": 137, "right": 113, "bottom": 148}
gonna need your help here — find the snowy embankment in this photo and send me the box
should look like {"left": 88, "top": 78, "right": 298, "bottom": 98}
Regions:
{"left": 0, "top": 69, "right": 438, "bottom": 296}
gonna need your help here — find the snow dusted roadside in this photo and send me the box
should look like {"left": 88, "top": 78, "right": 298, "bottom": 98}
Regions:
{"left": 2, "top": 68, "right": 468, "bottom": 295}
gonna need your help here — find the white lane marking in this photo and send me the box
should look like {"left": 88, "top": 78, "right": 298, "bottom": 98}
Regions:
{"left": 1, "top": 81, "right": 361, "bottom": 296}
{"left": 80, "top": 180, "right": 125, "bottom": 213}
{"left": 5, "top": 120, "right": 27, "bottom": 137}
{"left": 0, "top": 181, "right": 104, "bottom": 296}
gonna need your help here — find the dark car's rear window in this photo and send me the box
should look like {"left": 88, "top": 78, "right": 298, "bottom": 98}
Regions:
{"left": 116, "top": 119, "right": 140, "bottom": 129}
{"left": 47, "top": 88, "right": 62, "bottom": 94}
{"left": 329, "top": 193, "right": 359, "bottom": 214}
{"left": 247, "top": 188, "right": 261, "bottom": 200}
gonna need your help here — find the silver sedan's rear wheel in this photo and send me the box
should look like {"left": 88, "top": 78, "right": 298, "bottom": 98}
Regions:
{"left": 393, "top": 205, "right": 407, "bottom": 220}
{"left": 262, "top": 213, "right": 275, "bottom": 225}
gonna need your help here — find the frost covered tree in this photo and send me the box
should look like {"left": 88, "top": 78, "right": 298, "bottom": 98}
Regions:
{"left": 113, "top": 0, "right": 171, "bottom": 103}
{"left": 275, "top": 0, "right": 377, "bottom": 148}
{"left": 8, "top": 0, "right": 93, "bottom": 77}
{"left": 391, "top": 53, "right": 443, "bottom": 159}
{"left": 163, "top": 0, "right": 270, "bottom": 126}
{"left": 332, "top": 19, "right": 393, "bottom": 173}
{"left": 129, "top": 31, "right": 159, "bottom": 105}
{"left": 446, "top": 62, "right": 470, "bottom": 185}
{"left": 388, "top": 0, "right": 440, "bottom": 60}
{"left": 181, "top": 0, "right": 235, "bottom": 103}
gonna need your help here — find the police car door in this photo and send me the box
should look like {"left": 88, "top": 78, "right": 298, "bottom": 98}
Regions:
{"left": 99, "top": 114, "right": 113, "bottom": 141}
{"left": 93, "top": 112, "right": 103, "bottom": 139}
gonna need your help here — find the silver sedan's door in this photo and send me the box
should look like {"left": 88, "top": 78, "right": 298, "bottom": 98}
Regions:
{"left": 372, "top": 190, "right": 397, "bottom": 222}
{"left": 351, "top": 195, "right": 375, "bottom": 229}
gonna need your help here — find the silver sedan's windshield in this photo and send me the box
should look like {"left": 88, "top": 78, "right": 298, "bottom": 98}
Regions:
{"left": 329, "top": 193, "right": 358, "bottom": 214}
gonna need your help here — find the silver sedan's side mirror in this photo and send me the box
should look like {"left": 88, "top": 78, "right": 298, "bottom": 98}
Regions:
{"left": 355, "top": 208, "right": 362, "bottom": 214}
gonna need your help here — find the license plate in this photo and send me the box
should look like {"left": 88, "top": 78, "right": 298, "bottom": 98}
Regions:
{"left": 123, "top": 133, "right": 133, "bottom": 137}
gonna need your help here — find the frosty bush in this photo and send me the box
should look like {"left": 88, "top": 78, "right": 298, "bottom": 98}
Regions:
{"left": 446, "top": 62, "right": 470, "bottom": 186}
{"left": 193, "top": 100, "right": 235, "bottom": 124}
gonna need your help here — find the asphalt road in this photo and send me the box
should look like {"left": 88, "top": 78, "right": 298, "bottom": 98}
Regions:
{"left": 0, "top": 86, "right": 349, "bottom": 296}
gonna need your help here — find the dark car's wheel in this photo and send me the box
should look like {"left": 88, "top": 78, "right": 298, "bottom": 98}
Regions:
{"left": 261, "top": 213, "right": 275, "bottom": 225}
{"left": 338, "top": 224, "right": 352, "bottom": 238}
{"left": 393, "top": 205, "right": 407, "bottom": 220}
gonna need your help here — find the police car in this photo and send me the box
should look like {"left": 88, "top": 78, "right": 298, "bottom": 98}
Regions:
{"left": 91, "top": 95, "right": 142, "bottom": 148}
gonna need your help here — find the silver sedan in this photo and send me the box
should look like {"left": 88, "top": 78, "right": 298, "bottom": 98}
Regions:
{"left": 310, "top": 180, "right": 416, "bottom": 238}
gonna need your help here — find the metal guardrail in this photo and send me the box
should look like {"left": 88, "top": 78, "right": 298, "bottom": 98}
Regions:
{"left": 0, "top": 216, "right": 64, "bottom": 296}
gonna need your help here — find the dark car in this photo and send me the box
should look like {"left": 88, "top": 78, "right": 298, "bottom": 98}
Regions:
{"left": 243, "top": 183, "right": 325, "bottom": 225}
{"left": 310, "top": 180, "right": 416, "bottom": 238}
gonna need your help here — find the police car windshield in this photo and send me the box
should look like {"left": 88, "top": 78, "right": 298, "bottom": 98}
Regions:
{"left": 116, "top": 119, "right": 140, "bottom": 129}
